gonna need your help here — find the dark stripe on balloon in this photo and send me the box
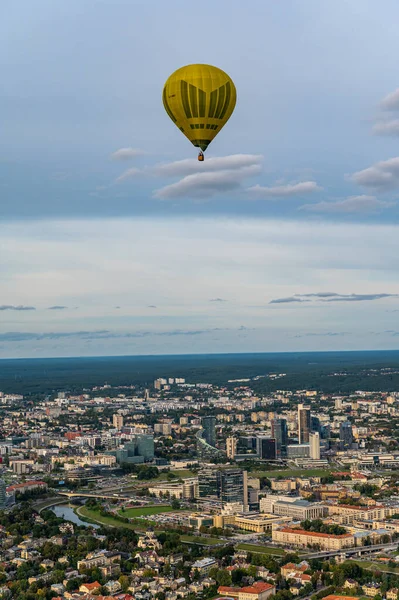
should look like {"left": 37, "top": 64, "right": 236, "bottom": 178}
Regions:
{"left": 162, "top": 88, "right": 176, "bottom": 122}
{"left": 215, "top": 83, "right": 226, "bottom": 119}
{"left": 181, "top": 81, "right": 192, "bottom": 118}
{"left": 219, "top": 82, "right": 231, "bottom": 120}
{"left": 209, "top": 89, "right": 217, "bottom": 118}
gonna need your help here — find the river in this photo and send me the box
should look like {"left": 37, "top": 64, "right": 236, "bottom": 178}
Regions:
{"left": 50, "top": 504, "right": 100, "bottom": 529}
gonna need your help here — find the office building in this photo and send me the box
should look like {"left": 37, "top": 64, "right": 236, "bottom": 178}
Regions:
{"left": 309, "top": 432, "right": 321, "bottom": 460}
{"left": 220, "top": 469, "right": 245, "bottom": 504}
{"left": 273, "top": 498, "right": 327, "bottom": 520}
{"left": 339, "top": 421, "right": 353, "bottom": 450}
{"left": 110, "top": 434, "right": 154, "bottom": 465}
{"left": 243, "top": 470, "right": 248, "bottom": 511}
{"left": 201, "top": 416, "right": 216, "bottom": 447}
{"left": 287, "top": 443, "right": 310, "bottom": 458}
{"left": 298, "top": 404, "right": 311, "bottom": 444}
{"left": 198, "top": 468, "right": 245, "bottom": 504}
{"left": 311, "top": 415, "right": 321, "bottom": 434}
{"left": 198, "top": 468, "right": 219, "bottom": 498}
{"left": 0, "top": 479, "right": 5, "bottom": 509}
{"left": 256, "top": 437, "right": 276, "bottom": 460}
{"left": 113, "top": 414, "right": 124, "bottom": 430}
{"left": 272, "top": 418, "right": 288, "bottom": 457}
{"left": 226, "top": 437, "right": 238, "bottom": 459}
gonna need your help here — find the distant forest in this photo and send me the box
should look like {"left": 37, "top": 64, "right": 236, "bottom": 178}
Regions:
{"left": 2, "top": 350, "right": 399, "bottom": 396}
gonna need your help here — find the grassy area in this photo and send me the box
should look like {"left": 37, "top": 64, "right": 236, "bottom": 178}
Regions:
{"left": 236, "top": 543, "right": 286, "bottom": 555}
{"left": 351, "top": 560, "right": 399, "bottom": 575}
{"left": 77, "top": 506, "right": 137, "bottom": 530}
{"left": 252, "top": 468, "right": 334, "bottom": 479}
{"left": 180, "top": 534, "right": 222, "bottom": 546}
{"left": 149, "top": 469, "right": 196, "bottom": 483}
{"left": 118, "top": 505, "right": 175, "bottom": 518}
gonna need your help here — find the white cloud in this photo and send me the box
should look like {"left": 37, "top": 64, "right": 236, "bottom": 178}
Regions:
{"left": 115, "top": 167, "right": 141, "bottom": 182}
{"left": 300, "top": 195, "right": 395, "bottom": 213}
{"left": 351, "top": 157, "right": 399, "bottom": 191}
{"left": 110, "top": 147, "right": 146, "bottom": 161}
{"left": 372, "top": 119, "right": 399, "bottom": 136}
{"left": 248, "top": 181, "right": 322, "bottom": 198}
{"left": 154, "top": 164, "right": 261, "bottom": 200}
{"left": 380, "top": 88, "right": 399, "bottom": 111}
{"left": 115, "top": 153, "right": 263, "bottom": 185}
{"left": 153, "top": 154, "right": 263, "bottom": 178}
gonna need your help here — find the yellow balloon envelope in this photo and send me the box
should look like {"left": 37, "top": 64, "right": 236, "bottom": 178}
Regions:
{"left": 162, "top": 64, "right": 236, "bottom": 153}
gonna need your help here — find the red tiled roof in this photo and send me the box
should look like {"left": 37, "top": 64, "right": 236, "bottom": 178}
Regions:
{"left": 80, "top": 580, "right": 101, "bottom": 591}
{"left": 335, "top": 504, "right": 384, "bottom": 511}
{"left": 279, "top": 527, "right": 352, "bottom": 539}
{"left": 323, "top": 596, "right": 360, "bottom": 600}
{"left": 6, "top": 481, "right": 46, "bottom": 492}
{"left": 241, "top": 582, "right": 275, "bottom": 594}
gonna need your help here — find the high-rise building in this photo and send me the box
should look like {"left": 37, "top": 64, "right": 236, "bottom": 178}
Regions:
{"left": 154, "top": 423, "right": 172, "bottom": 435}
{"left": 220, "top": 469, "right": 245, "bottom": 504}
{"left": 0, "top": 479, "right": 5, "bottom": 509}
{"left": 198, "top": 468, "right": 245, "bottom": 504}
{"left": 154, "top": 378, "right": 167, "bottom": 390}
{"left": 226, "top": 437, "right": 238, "bottom": 459}
{"left": 113, "top": 414, "right": 124, "bottom": 429}
{"left": 309, "top": 432, "right": 320, "bottom": 460}
{"left": 335, "top": 398, "right": 343, "bottom": 410}
{"left": 311, "top": 416, "right": 321, "bottom": 434}
{"left": 256, "top": 437, "right": 277, "bottom": 460}
{"left": 298, "top": 404, "right": 311, "bottom": 444}
{"left": 272, "top": 418, "right": 288, "bottom": 456}
{"left": 201, "top": 416, "right": 216, "bottom": 447}
{"left": 339, "top": 421, "right": 353, "bottom": 450}
{"left": 198, "top": 468, "right": 219, "bottom": 498}
{"left": 243, "top": 470, "right": 249, "bottom": 512}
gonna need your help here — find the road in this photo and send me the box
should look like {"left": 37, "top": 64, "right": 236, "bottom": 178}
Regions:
{"left": 304, "top": 542, "right": 397, "bottom": 559}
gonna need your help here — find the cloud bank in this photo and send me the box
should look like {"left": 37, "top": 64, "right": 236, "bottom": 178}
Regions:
{"left": 270, "top": 292, "right": 398, "bottom": 304}
{"left": 0, "top": 305, "right": 36, "bottom": 311}
{"left": 249, "top": 181, "right": 322, "bottom": 198}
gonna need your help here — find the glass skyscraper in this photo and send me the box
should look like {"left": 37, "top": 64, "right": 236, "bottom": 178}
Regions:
{"left": 339, "top": 421, "right": 353, "bottom": 450}
{"left": 198, "top": 467, "right": 244, "bottom": 504}
{"left": 201, "top": 416, "right": 216, "bottom": 447}
{"left": 298, "top": 404, "right": 311, "bottom": 444}
{"left": 272, "top": 418, "right": 288, "bottom": 457}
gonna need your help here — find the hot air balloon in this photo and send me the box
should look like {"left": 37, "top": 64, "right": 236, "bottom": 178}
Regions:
{"left": 162, "top": 64, "right": 236, "bottom": 161}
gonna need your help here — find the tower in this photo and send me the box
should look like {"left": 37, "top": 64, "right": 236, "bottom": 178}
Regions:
{"left": 226, "top": 437, "right": 238, "bottom": 459}
{"left": 339, "top": 421, "right": 353, "bottom": 450}
{"left": 298, "top": 404, "right": 311, "bottom": 444}
{"left": 113, "top": 414, "right": 124, "bottom": 429}
{"left": 256, "top": 437, "right": 277, "bottom": 460}
{"left": 272, "top": 418, "right": 288, "bottom": 456}
{"left": 309, "top": 432, "right": 321, "bottom": 460}
{"left": 201, "top": 416, "right": 216, "bottom": 447}
{"left": 0, "top": 479, "right": 6, "bottom": 509}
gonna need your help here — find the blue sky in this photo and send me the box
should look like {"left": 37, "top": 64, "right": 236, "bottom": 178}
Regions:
{"left": 2, "top": 0, "right": 399, "bottom": 358}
